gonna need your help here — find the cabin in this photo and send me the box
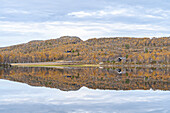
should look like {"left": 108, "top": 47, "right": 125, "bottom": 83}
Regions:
{"left": 117, "top": 57, "right": 126, "bottom": 62}
{"left": 116, "top": 68, "right": 126, "bottom": 74}
{"left": 66, "top": 50, "right": 72, "bottom": 53}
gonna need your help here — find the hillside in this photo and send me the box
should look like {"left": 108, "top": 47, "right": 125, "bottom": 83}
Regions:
{"left": 0, "top": 36, "right": 169, "bottom": 64}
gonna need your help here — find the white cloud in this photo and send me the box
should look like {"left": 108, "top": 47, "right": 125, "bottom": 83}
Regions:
{"left": 68, "top": 9, "right": 132, "bottom": 18}
{"left": 0, "top": 21, "right": 167, "bottom": 35}
{"left": 0, "top": 0, "right": 170, "bottom": 47}
{"left": 144, "top": 15, "right": 163, "bottom": 19}
{"left": 3, "top": 8, "right": 30, "bottom": 14}
{"left": 68, "top": 11, "right": 94, "bottom": 18}
{"left": 0, "top": 21, "right": 169, "bottom": 44}
{"left": 0, "top": 17, "right": 6, "bottom": 19}
{"left": 68, "top": 7, "right": 170, "bottom": 20}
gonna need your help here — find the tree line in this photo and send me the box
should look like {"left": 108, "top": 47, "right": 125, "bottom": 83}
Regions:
{"left": 0, "top": 36, "right": 169, "bottom": 64}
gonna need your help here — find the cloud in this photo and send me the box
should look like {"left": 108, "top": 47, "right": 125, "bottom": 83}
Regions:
{"left": 144, "top": 15, "right": 164, "bottom": 19}
{"left": 0, "top": 21, "right": 167, "bottom": 35}
{"left": 3, "top": 8, "right": 30, "bottom": 14}
{"left": 68, "top": 9, "right": 132, "bottom": 18}
{"left": 0, "top": 0, "right": 170, "bottom": 47}
{"left": 0, "top": 17, "right": 6, "bottom": 19}
{"left": 0, "top": 20, "right": 169, "bottom": 47}
{"left": 67, "top": 6, "right": 170, "bottom": 21}
{"left": 68, "top": 11, "right": 94, "bottom": 18}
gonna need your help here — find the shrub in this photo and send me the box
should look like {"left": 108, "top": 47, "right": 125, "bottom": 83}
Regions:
{"left": 125, "top": 44, "right": 130, "bottom": 49}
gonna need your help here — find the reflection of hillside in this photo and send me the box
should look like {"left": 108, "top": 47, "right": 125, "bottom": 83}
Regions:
{"left": 1, "top": 67, "right": 170, "bottom": 91}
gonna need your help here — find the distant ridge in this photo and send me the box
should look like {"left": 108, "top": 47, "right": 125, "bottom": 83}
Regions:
{"left": 0, "top": 36, "right": 169, "bottom": 64}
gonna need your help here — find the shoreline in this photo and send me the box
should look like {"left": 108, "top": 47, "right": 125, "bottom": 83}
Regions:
{"left": 11, "top": 62, "right": 170, "bottom": 68}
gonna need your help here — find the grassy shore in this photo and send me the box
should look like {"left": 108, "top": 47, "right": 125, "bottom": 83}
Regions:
{"left": 11, "top": 63, "right": 100, "bottom": 67}
{"left": 11, "top": 62, "right": 170, "bottom": 68}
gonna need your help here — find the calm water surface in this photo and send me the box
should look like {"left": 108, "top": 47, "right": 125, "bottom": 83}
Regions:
{"left": 0, "top": 67, "right": 169, "bottom": 113}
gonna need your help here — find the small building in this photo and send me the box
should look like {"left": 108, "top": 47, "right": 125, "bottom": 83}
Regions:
{"left": 117, "top": 57, "right": 126, "bottom": 62}
{"left": 116, "top": 68, "right": 126, "bottom": 74}
{"left": 66, "top": 50, "right": 72, "bottom": 53}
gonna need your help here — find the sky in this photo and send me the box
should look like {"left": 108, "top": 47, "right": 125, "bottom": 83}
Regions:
{"left": 0, "top": 0, "right": 170, "bottom": 47}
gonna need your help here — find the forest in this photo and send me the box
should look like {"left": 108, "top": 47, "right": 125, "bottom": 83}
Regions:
{"left": 0, "top": 36, "right": 169, "bottom": 64}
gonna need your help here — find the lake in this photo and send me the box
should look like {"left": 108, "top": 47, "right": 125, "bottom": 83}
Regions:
{"left": 0, "top": 67, "right": 169, "bottom": 113}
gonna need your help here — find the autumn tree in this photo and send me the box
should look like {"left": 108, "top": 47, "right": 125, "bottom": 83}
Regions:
{"left": 0, "top": 36, "right": 169, "bottom": 64}
{"left": 0, "top": 54, "right": 3, "bottom": 64}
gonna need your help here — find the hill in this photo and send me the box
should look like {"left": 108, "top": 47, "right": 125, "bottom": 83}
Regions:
{"left": 0, "top": 36, "right": 169, "bottom": 64}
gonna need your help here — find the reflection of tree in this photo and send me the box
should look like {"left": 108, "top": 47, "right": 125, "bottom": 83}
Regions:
{"left": 1, "top": 67, "right": 170, "bottom": 91}
{"left": 0, "top": 68, "right": 2, "bottom": 79}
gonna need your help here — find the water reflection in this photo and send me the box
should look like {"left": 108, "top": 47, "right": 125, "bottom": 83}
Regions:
{"left": 0, "top": 67, "right": 169, "bottom": 91}
{"left": 0, "top": 79, "right": 169, "bottom": 113}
